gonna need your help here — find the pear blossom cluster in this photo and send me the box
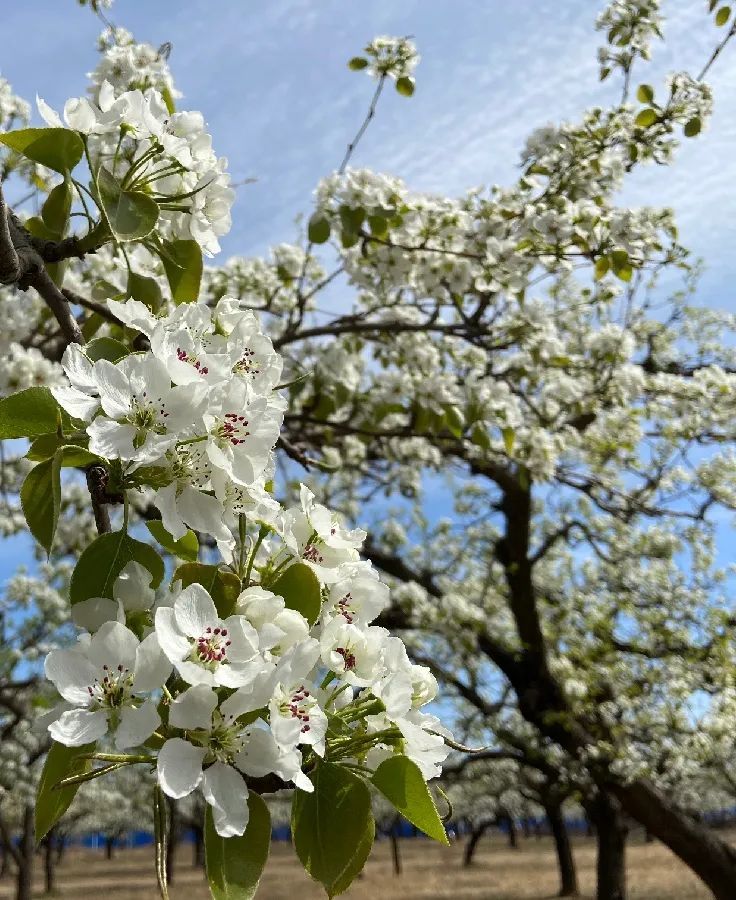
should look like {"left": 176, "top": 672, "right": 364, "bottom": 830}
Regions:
{"left": 596, "top": 0, "right": 663, "bottom": 79}
{"left": 38, "top": 78, "right": 233, "bottom": 256}
{"left": 360, "top": 36, "right": 419, "bottom": 81}
{"left": 42, "top": 296, "right": 450, "bottom": 836}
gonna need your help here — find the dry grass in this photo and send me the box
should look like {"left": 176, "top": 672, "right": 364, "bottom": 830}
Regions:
{"left": 0, "top": 830, "right": 724, "bottom": 900}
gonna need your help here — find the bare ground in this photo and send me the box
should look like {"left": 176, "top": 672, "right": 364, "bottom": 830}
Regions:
{"left": 0, "top": 830, "right": 725, "bottom": 899}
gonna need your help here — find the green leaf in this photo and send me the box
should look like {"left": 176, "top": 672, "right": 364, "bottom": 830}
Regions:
{"left": 348, "top": 57, "right": 369, "bottom": 70}
{"left": 26, "top": 433, "right": 91, "bottom": 464}
{"left": 42, "top": 178, "right": 73, "bottom": 236}
{"left": 70, "top": 531, "right": 164, "bottom": 605}
{"left": 173, "top": 563, "right": 241, "bottom": 618}
{"left": 444, "top": 405, "right": 465, "bottom": 439}
{"left": 159, "top": 238, "right": 203, "bottom": 303}
{"left": 716, "top": 5, "right": 732, "bottom": 25}
{"left": 205, "top": 793, "right": 271, "bottom": 900}
{"left": 292, "top": 762, "right": 375, "bottom": 898}
{"left": 85, "top": 337, "right": 130, "bottom": 362}
{"left": 396, "top": 76, "right": 415, "bottom": 97}
{"left": 594, "top": 256, "right": 610, "bottom": 281}
{"left": 636, "top": 84, "right": 655, "bottom": 104}
{"left": 501, "top": 426, "right": 515, "bottom": 455}
{"left": 36, "top": 742, "right": 95, "bottom": 842}
{"left": 0, "top": 387, "right": 70, "bottom": 440}
{"left": 146, "top": 520, "right": 199, "bottom": 563}
{"left": 270, "top": 563, "right": 322, "bottom": 626}
{"left": 684, "top": 117, "right": 702, "bottom": 138}
{"left": 635, "top": 108, "right": 658, "bottom": 128}
{"left": 308, "top": 212, "right": 331, "bottom": 245}
{"left": 128, "top": 271, "right": 163, "bottom": 311}
{"left": 96, "top": 166, "right": 159, "bottom": 242}
{"left": 371, "top": 755, "right": 449, "bottom": 844}
{"left": 0, "top": 128, "right": 84, "bottom": 173}
{"left": 610, "top": 249, "right": 633, "bottom": 283}
{"left": 21, "top": 450, "right": 62, "bottom": 556}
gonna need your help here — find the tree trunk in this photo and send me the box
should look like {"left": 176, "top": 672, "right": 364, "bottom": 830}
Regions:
{"left": 610, "top": 778, "right": 736, "bottom": 900}
{"left": 587, "top": 792, "right": 627, "bottom": 900}
{"left": 545, "top": 801, "right": 578, "bottom": 897}
{"left": 390, "top": 816, "right": 402, "bottom": 876}
{"left": 464, "top": 821, "right": 491, "bottom": 867}
{"left": 55, "top": 836, "right": 66, "bottom": 866}
{"left": 15, "top": 805, "right": 34, "bottom": 900}
{"left": 105, "top": 836, "right": 114, "bottom": 860}
{"left": 498, "top": 810, "right": 518, "bottom": 849}
{"left": 43, "top": 829, "right": 56, "bottom": 895}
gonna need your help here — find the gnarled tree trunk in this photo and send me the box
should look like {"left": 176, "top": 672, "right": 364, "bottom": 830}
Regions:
{"left": 464, "top": 821, "right": 492, "bottom": 867}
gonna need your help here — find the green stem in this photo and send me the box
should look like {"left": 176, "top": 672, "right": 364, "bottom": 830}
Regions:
{"left": 153, "top": 785, "right": 170, "bottom": 900}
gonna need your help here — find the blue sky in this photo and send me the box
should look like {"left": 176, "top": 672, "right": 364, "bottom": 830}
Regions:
{"left": 1, "top": 0, "right": 735, "bottom": 581}
{"left": 1, "top": 0, "right": 735, "bottom": 308}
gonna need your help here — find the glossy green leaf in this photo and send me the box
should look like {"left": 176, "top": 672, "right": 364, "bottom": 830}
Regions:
{"left": 308, "top": 212, "right": 331, "bottom": 245}
{"left": 396, "top": 76, "right": 415, "bottom": 97}
{"left": 42, "top": 178, "right": 73, "bottom": 236}
{"left": 0, "top": 127, "right": 84, "bottom": 173}
{"left": 684, "top": 117, "right": 702, "bottom": 138}
{"left": 371, "top": 755, "right": 449, "bottom": 844}
{"left": 26, "top": 434, "right": 91, "bottom": 464}
{"left": 292, "top": 762, "right": 374, "bottom": 898}
{"left": 21, "top": 450, "right": 63, "bottom": 555}
{"left": 348, "top": 57, "right": 369, "bottom": 70}
{"left": 146, "top": 520, "right": 199, "bottom": 563}
{"left": 85, "top": 337, "right": 131, "bottom": 362}
{"left": 594, "top": 255, "right": 610, "bottom": 281}
{"left": 271, "top": 563, "right": 322, "bottom": 626}
{"left": 205, "top": 793, "right": 271, "bottom": 900}
{"left": 610, "top": 249, "right": 633, "bottom": 283}
{"left": 635, "top": 108, "right": 658, "bottom": 129}
{"left": 0, "top": 387, "right": 70, "bottom": 439}
{"left": 36, "top": 742, "right": 95, "bottom": 842}
{"left": 96, "top": 166, "right": 159, "bottom": 242}
{"left": 173, "top": 563, "right": 241, "bottom": 618}
{"left": 128, "top": 271, "right": 163, "bottom": 311}
{"left": 70, "top": 531, "right": 164, "bottom": 605}
{"left": 159, "top": 238, "right": 203, "bottom": 303}
{"left": 636, "top": 84, "right": 655, "bottom": 104}
{"left": 501, "top": 426, "right": 515, "bottom": 455}
{"left": 716, "top": 5, "right": 732, "bottom": 25}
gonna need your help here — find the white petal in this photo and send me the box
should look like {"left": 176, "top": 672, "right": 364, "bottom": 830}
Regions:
{"left": 169, "top": 684, "right": 218, "bottom": 730}
{"left": 175, "top": 659, "right": 215, "bottom": 687}
{"left": 174, "top": 583, "right": 218, "bottom": 638}
{"left": 155, "top": 483, "right": 188, "bottom": 541}
{"left": 115, "top": 700, "right": 160, "bottom": 749}
{"left": 49, "top": 708, "right": 108, "bottom": 747}
{"left": 50, "top": 385, "right": 99, "bottom": 422}
{"left": 201, "top": 762, "right": 250, "bottom": 837}
{"left": 87, "top": 418, "right": 136, "bottom": 461}
{"left": 221, "top": 616, "right": 259, "bottom": 665}
{"left": 134, "top": 633, "right": 172, "bottom": 692}
{"left": 176, "top": 485, "right": 231, "bottom": 543}
{"left": 44, "top": 649, "right": 96, "bottom": 705}
{"left": 36, "top": 95, "right": 63, "bottom": 127}
{"left": 87, "top": 621, "right": 138, "bottom": 672}
{"left": 71, "top": 597, "right": 122, "bottom": 632}
{"left": 154, "top": 607, "right": 190, "bottom": 663}
{"left": 157, "top": 738, "right": 205, "bottom": 799}
{"left": 94, "top": 359, "right": 133, "bottom": 419}
{"left": 114, "top": 561, "right": 155, "bottom": 612}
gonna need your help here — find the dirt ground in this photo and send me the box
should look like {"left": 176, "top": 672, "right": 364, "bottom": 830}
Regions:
{"left": 0, "top": 830, "right": 725, "bottom": 899}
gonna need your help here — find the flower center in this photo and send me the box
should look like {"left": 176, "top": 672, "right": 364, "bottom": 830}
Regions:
{"left": 335, "top": 646, "right": 357, "bottom": 671}
{"left": 336, "top": 592, "right": 355, "bottom": 623}
{"left": 192, "top": 626, "right": 231, "bottom": 668}
{"left": 233, "top": 348, "right": 260, "bottom": 377}
{"left": 177, "top": 347, "right": 209, "bottom": 376}
{"left": 281, "top": 685, "right": 314, "bottom": 733}
{"left": 87, "top": 664, "right": 134, "bottom": 709}
{"left": 215, "top": 413, "right": 250, "bottom": 446}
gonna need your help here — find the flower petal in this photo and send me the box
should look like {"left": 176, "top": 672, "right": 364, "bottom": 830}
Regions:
{"left": 154, "top": 607, "right": 190, "bottom": 663}
{"left": 174, "top": 583, "right": 218, "bottom": 638}
{"left": 157, "top": 738, "right": 205, "bottom": 799}
{"left": 49, "top": 708, "right": 108, "bottom": 747}
{"left": 44, "top": 649, "right": 97, "bottom": 705}
{"left": 134, "top": 632, "right": 172, "bottom": 693}
{"left": 87, "top": 621, "right": 138, "bottom": 672}
{"left": 169, "top": 684, "right": 218, "bottom": 730}
{"left": 201, "top": 762, "right": 250, "bottom": 837}
{"left": 115, "top": 700, "right": 160, "bottom": 749}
